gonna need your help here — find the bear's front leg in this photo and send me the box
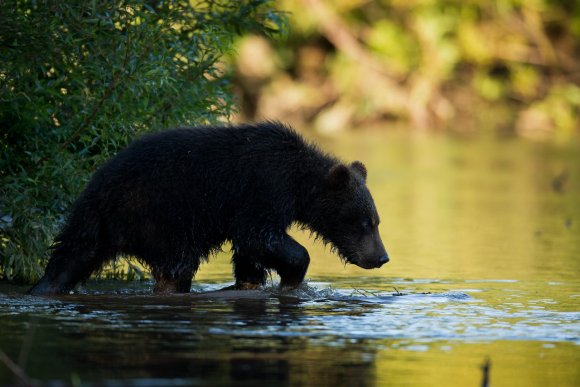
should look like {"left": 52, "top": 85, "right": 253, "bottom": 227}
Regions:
{"left": 263, "top": 235, "right": 310, "bottom": 289}
{"left": 151, "top": 266, "right": 196, "bottom": 294}
{"left": 231, "top": 251, "right": 268, "bottom": 290}
{"left": 232, "top": 235, "right": 310, "bottom": 289}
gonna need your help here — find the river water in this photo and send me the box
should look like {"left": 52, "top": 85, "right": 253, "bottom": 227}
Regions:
{"left": 1, "top": 131, "right": 579, "bottom": 386}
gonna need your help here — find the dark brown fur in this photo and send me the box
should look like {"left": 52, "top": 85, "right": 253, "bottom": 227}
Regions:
{"left": 29, "top": 122, "right": 388, "bottom": 295}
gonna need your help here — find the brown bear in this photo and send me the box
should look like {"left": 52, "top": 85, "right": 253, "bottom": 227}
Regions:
{"left": 29, "top": 122, "right": 388, "bottom": 295}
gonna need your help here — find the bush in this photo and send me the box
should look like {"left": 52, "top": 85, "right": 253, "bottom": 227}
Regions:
{"left": 0, "top": 0, "right": 285, "bottom": 282}
{"left": 237, "top": 0, "right": 580, "bottom": 138}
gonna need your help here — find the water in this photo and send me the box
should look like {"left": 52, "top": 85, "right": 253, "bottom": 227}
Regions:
{"left": 1, "top": 132, "right": 579, "bottom": 386}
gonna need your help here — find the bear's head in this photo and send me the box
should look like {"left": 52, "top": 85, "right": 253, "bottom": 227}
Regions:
{"left": 310, "top": 161, "right": 389, "bottom": 269}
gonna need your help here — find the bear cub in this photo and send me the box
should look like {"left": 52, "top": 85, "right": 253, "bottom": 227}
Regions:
{"left": 29, "top": 122, "right": 388, "bottom": 295}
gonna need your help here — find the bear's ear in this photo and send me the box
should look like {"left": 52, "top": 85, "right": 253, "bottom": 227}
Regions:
{"left": 326, "top": 163, "right": 351, "bottom": 189}
{"left": 350, "top": 161, "right": 367, "bottom": 181}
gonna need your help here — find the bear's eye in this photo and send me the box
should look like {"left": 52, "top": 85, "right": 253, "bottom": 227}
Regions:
{"left": 361, "top": 220, "right": 372, "bottom": 232}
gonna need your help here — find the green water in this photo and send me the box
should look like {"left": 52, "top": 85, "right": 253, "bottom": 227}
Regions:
{"left": 1, "top": 132, "right": 579, "bottom": 386}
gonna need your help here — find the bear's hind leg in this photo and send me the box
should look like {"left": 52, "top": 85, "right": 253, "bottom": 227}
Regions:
{"left": 29, "top": 246, "right": 111, "bottom": 295}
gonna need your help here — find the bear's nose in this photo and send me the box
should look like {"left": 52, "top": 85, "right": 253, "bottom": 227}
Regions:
{"left": 378, "top": 254, "right": 389, "bottom": 265}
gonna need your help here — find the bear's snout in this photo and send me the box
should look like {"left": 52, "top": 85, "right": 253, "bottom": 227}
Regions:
{"left": 350, "top": 251, "right": 389, "bottom": 269}
{"left": 378, "top": 254, "right": 389, "bottom": 266}
{"left": 369, "top": 253, "right": 389, "bottom": 268}
{"left": 351, "top": 230, "right": 389, "bottom": 269}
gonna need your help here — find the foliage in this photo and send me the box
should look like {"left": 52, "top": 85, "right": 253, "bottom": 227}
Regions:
{"left": 237, "top": 0, "right": 580, "bottom": 138}
{"left": 0, "top": 0, "right": 285, "bottom": 282}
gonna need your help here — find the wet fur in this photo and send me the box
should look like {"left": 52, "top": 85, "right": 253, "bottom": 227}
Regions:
{"left": 29, "top": 121, "right": 385, "bottom": 295}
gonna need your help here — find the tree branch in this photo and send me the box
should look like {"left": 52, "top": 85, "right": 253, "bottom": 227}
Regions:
{"left": 0, "top": 349, "right": 35, "bottom": 386}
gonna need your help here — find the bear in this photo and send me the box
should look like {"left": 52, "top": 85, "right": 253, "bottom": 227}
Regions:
{"left": 29, "top": 121, "right": 389, "bottom": 295}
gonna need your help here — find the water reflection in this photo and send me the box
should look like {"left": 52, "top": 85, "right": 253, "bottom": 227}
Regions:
{"left": 1, "top": 278, "right": 579, "bottom": 385}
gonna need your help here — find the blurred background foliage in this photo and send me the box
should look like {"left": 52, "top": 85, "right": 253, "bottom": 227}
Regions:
{"left": 231, "top": 0, "right": 580, "bottom": 140}
{"left": 0, "top": 0, "right": 284, "bottom": 282}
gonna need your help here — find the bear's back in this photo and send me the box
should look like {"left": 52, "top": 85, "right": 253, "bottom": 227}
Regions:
{"left": 82, "top": 122, "right": 327, "bottom": 223}
{"left": 113, "top": 121, "right": 307, "bottom": 170}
